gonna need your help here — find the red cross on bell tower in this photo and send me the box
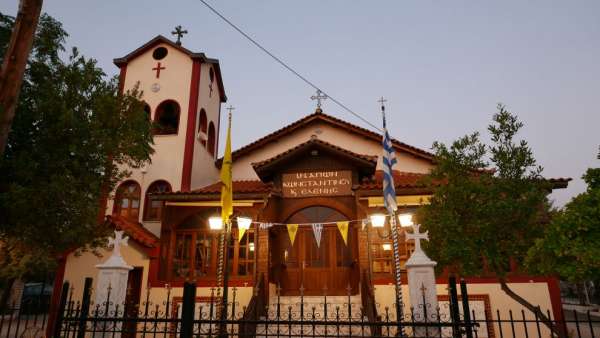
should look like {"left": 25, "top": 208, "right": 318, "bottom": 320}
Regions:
{"left": 152, "top": 62, "right": 165, "bottom": 79}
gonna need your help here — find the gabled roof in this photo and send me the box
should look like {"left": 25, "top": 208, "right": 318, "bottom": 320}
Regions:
{"left": 113, "top": 35, "right": 226, "bottom": 102}
{"left": 252, "top": 138, "right": 377, "bottom": 180}
{"left": 359, "top": 171, "right": 430, "bottom": 190}
{"left": 217, "top": 109, "right": 434, "bottom": 166}
{"left": 151, "top": 180, "right": 273, "bottom": 201}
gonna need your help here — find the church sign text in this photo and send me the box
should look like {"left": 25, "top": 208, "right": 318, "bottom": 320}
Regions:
{"left": 282, "top": 170, "right": 352, "bottom": 198}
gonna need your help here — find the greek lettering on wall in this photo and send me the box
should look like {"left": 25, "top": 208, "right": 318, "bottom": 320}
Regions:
{"left": 281, "top": 170, "right": 352, "bottom": 198}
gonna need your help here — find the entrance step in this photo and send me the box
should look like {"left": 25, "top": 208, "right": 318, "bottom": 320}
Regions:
{"left": 255, "top": 295, "right": 371, "bottom": 337}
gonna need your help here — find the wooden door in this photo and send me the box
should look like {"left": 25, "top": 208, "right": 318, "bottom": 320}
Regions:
{"left": 280, "top": 206, "right": 356, "bottom": 296}
{"left": 123, "top": 267, "right": 143, "bottom": 338}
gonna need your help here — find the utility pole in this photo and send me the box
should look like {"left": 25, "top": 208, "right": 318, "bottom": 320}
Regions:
{"left": 0, "top": 0, "right": 43, "bottom": 156}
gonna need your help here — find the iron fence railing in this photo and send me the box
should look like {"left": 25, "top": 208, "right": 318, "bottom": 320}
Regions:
{"left": 50, "top": 277, "right": 600, "bottom": 338}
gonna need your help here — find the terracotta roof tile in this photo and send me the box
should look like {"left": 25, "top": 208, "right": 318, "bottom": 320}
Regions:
{"left": 359, "top": 171, "right": 430, "bottom": 190}
{"left": 191, "top": 180, "right": 273, "bottom": 194}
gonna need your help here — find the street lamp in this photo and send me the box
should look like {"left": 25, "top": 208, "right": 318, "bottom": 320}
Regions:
{"left": 398, "top": 213, "right": 414, "bottom": 228}
{"left": 370, "top": 214, "right": 386, "bottom": 228}
{"left": 209, "top": 217, "right": 223, "bottom": 230}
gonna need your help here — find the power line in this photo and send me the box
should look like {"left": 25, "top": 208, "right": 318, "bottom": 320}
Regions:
{"left": 197, "top": 0, "right": 383, "bottom": 132}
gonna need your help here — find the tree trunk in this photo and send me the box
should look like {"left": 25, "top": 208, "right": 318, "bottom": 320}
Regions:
{"left": 499, "top": 278, "right": 566, "bottom": 338}
{"left": 0, "top": 0, "right": 43, "bottom": 156}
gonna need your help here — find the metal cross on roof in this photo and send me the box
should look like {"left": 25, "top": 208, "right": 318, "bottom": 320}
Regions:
{"left": 378, "top": 96, "right": 387, "bottom": 112}
{"left": 171, "top": 25, "right": 188, "bottom": 45}
{"left": 310, "top": 89, "right": 328, "bottom": 109}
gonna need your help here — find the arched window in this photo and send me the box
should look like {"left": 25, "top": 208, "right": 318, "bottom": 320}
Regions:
{"left": 154, "top": 100, "right": 180, "bottom": 135}
{"left": 207, "top": 121, "right": 216, "bottom": 156}
{"left": 143, "top": 180, "right": 172, "bottom": 221}
{"left": 197, "top": 109, "right": 207, "bottom": 146}
{"left": 114, "top": 181, "right": 141, "bottom": 221}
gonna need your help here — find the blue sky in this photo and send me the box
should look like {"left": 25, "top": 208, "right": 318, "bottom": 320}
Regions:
{"left": 2, "top": 1, "right": 598, "bottom": 206}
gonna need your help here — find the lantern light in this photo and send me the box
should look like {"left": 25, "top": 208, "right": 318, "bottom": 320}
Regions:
{"left": 382, "top": 243, "right": 392, "bottom": 251}
{"left": 249, "top": 243, "right": 255, "bottom": 252}
{"left": 236, "top": 216, "right": 252, "bottom": 230}
{"left": 370, "top": 214, "right": 386, "bottom": 228}
{"left": 208, "top": 217, "right": 223, "bottom": 230}
{"left": 398, "top": 213, "right": 414, "bottom": 227}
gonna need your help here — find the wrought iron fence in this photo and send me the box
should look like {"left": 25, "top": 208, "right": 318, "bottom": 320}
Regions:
{"left": 0, "top": 281, "right": 53, "bottom": 338}
{"left": 51, "top": 277, "right": 600, "bottom": 338}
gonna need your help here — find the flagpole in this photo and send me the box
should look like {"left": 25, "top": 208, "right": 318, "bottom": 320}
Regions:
{"left": 218, "top": 108, "right": 234, "bottom": 338}
{"left": 379, "top": 97, "right": 406, "bottom": 336}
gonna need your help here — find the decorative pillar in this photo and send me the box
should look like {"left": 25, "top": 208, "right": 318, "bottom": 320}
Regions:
{"left": 405, "top": 223, "right": 439, "bottom": 337}
{"left": 95, "top": 230, "right": 133, "bottom": 335}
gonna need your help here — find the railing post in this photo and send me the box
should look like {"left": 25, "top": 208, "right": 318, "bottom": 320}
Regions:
{"left": 77, "top": 277, "right": 93, "bottom": 338}
{"left": 448, "top": 276, "right": 461, "bottom": 338}
{"left": 460, "top": 279, "right": 473, "bottom": 338}
{"left": 52, "top": 282, "right": 70, "bottom": 338}
{"left": 180, "top": 281, "right": 196, "bottom": 338}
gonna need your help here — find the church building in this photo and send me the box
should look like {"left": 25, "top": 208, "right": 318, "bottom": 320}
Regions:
{"left": 51, "top": 35, "right": 570, "bottom": 333}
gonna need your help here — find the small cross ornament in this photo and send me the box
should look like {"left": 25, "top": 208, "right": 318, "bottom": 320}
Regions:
{"left": 406, "top": 223, "right": 429, "bottom": 254}
{"left": 107, "top": 230, "right": 129, "bottom": 258}
{"left": 310, "top": 89, "right": 327, "bottom": 109}
{"left": 171, "top": 25, "right": 188, "bottom": 45}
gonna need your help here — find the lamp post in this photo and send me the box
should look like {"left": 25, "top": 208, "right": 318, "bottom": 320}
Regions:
{"left": 369, "top": 212, "right": 414, "bottom": 329}
{"left": 210, "top": 215, "right": 252, "bottom": 338}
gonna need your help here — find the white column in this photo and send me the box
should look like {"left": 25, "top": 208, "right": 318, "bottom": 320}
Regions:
{"left": 94, "top": 231, "right": 133, "bottom": 337}
{"left": 405, "top": 224, "right": 439, "bottom": 337}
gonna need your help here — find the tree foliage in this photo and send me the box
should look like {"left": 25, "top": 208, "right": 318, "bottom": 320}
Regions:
{"left": 526, "top": 167, "right": 600, "bottom": 283}
{"left": 419, "top": 104, "right": 549, "bottom": 277}
{"left": 0, "top": 12, "right": 154, "bottom": 279}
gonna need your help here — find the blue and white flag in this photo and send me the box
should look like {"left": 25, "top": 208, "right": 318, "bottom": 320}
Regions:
{"left": 382, "top": 115, "right": 398, "bottom": 214}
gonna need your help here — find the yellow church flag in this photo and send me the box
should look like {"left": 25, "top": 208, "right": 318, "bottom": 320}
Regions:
{"left": 220, "top": 113, "right": 233, "bottom": 224}
{"left": 337, "top": 221, "right": 349, "bottom": 245}
{"left": 287, "top": 224, "right": 299, "bottom": 246}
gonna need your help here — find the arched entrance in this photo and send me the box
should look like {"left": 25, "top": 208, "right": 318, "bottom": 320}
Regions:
{"left": 276, "top": 206, "right": 358, "bottom": 296}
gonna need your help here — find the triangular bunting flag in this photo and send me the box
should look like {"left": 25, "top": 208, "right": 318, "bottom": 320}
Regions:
{"left": 337, "top": 221, "right": 349, "bottom": 245}
{"left": 312, "top": 223, "right": 323, "bottom": 247}
{"left": 287, "top": 224, "right": 299, "bottom": 246}
{"left": 238, "top": 227, "right": 247, "bottom": 243}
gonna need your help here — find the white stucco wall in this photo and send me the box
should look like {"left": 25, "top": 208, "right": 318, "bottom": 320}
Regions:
{"left": 231, "top": 121, "right": 435, "bottom": 180}
{"left": 374, "top": 282, "right": 555, "bottom": 337}
{"left": 190, "top": 63, "right": 222, "bottom": 190}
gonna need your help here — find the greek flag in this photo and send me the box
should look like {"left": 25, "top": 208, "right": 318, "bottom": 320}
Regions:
{"left": 382, "top": 116, "right": 398, "bottom": 214}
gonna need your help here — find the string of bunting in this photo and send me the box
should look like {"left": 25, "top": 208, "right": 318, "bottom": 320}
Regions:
{"left": 251, "top": 217, "right": 382, "bottom": 247}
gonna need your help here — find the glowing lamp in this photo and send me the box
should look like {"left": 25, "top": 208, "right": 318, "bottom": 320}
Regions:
{"left": 208, "top": 217, "right": 223, "bottom": 230}
{"left": 249, "top": 243, "right": 255, "bottom": 252}
{"left": 398, "top": 213, "right": 414, "bottom": 228}
{"left": 382, "top": 243, "right": 392, "bottom": 251}
{"left": 370, "top": 214, "right": 386, "bottom": 228}
{"left": 237, "top": 216, "right": 252, "bottom": 230}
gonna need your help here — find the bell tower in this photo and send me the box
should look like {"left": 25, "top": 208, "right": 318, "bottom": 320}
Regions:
{"left": 109, "top": 33, "right": 226, "bottom": 233}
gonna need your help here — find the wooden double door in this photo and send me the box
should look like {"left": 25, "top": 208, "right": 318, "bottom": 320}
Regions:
{"left": 279, "top": 206, "right": 357, "bottom": 296}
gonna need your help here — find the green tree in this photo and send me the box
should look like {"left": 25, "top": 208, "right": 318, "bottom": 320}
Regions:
{"left": 418, "top": 104, "right": 561, "bottom": 334}
{"left": 526, "top": 167, "right": 600, "bottom": 291}
{"left": 0, "top": 13, "right": 154, "bottom": 281}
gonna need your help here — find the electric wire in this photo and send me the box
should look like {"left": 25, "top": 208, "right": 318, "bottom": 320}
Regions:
{"left": 197, "top": 0, "right": 383, "bottom": 132}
